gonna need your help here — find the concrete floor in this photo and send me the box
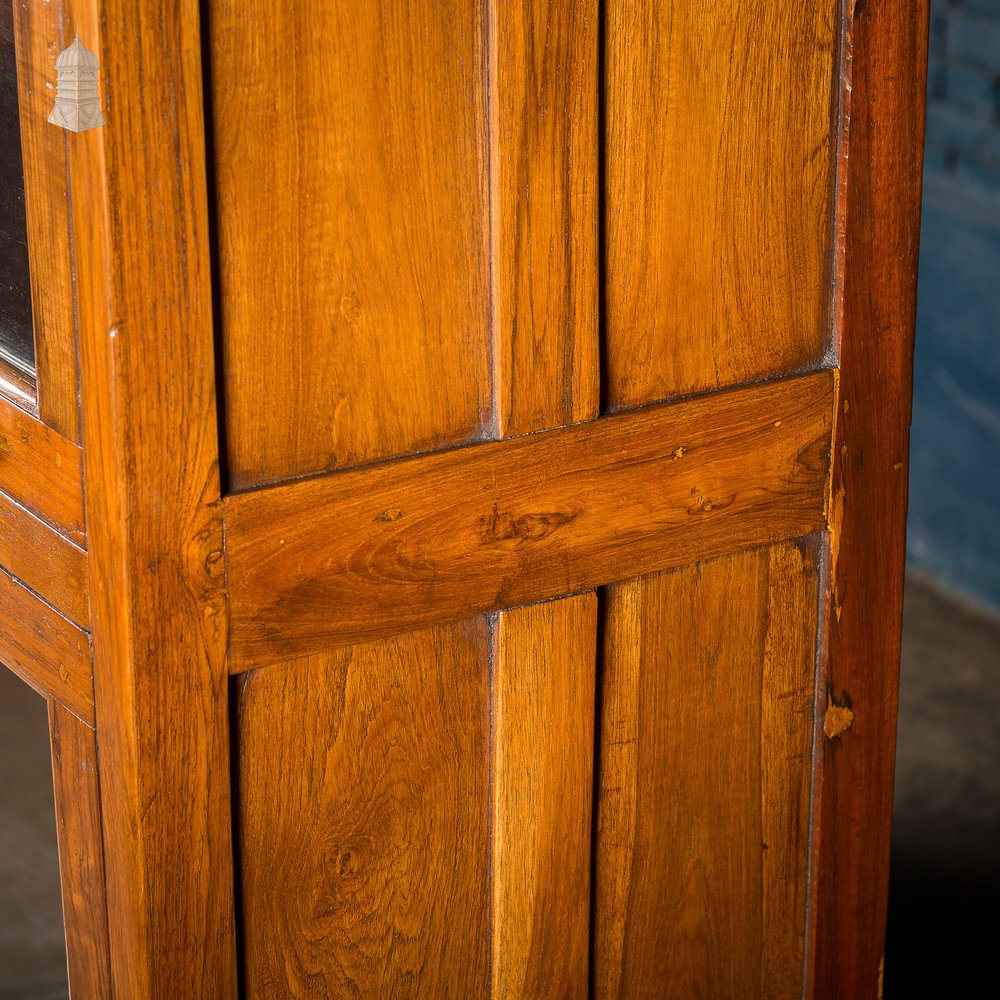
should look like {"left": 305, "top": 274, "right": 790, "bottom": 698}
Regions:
{"left": 884, "top": 576, "right": 1000, "bottom": 996}
{"left": 0, "top": 574, "right": 996, "bottom": 995}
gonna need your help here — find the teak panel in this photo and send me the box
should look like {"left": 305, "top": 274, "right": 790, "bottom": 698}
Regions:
{"left": 10, "top": 0, "right": 80, "bottom": 439}
{"left": 226, "top": 370, "right": 834, "bottom": 667}
{"left": 0, "top": 400, "right": 84, "bottom": 542}
{"left": 605, "top": 0, "right": 838, "bottom": 408}
{"left": 492, "top": 594, "right": 596, "bottom": 999}
{"left": 490, "top": 0, "right": 599, "bottom": 435}
{"left": 0, "top": 566, "right": 92, "bottom": 725}
{"left": 209, "top": 0, "right": 491, "bottom": 488}
{"left": 813, "top": 2, "right": 930, "bottom": 996}
{"left": 66, "top": 0, "right": 238, "bottom": 992}
{"left": 49, "top": 700, "right": 112, "bottom": 996}
{"left": 594, "top": 540, "right": 822, "bottom": 998}
{"left": 237, "top": 619, "right": 493, "bottom": 999}
{"left": 0, "top": 488, "right": 88, "bottom": 626}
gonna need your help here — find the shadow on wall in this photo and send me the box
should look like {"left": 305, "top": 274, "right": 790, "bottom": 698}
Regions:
{"left": 905, "top": 0, "right": 1000, "bottom": 610}
{"left": 886, "top": 1, "right": 1000, "bottom": 995}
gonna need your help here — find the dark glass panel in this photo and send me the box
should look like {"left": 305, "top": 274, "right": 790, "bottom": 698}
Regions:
{"left": 0, "top": 667, "right": 69, "bottom": 996}
{"left": 0, "top": 1, "right": 34, "bottom": 377}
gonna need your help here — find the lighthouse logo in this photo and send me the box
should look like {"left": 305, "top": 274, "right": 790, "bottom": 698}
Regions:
{"left": 48, "top": 34, "right": 106, "bottom": 133}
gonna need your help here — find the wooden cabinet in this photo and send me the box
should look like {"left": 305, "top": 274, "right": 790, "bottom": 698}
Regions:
{"left": 0, "top": 1, "right": 928, "bottom": 996}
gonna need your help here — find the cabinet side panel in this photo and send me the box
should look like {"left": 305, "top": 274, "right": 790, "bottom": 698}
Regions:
{"left": 237, "top": 620, "right": 492, "bottom": 998}
{"left": 490, "top": 0, "right": 600, "bottom": 436}
{"left": 594, "top": 540, "right": 821, "bottom": 999}
{"left": 605, "top": 1, "right": 838, "bottom": 408}
{"left": 209, "top": 0, "right": 491, "bottom": 488}
{"left": 492, "top": 594, "right": 597, "bottom": 999}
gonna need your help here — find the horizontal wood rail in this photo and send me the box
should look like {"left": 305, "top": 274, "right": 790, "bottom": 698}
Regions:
{"left": 0, "top": 567, "right": 94, "bottom": 725}
{"left": 0, "top": 397, "right": 85, "bottom": 543}
{"left": 0, "top": 488, "right": 89, "bottom": 626}
{"left": 225, "top": 369, "right": 837, "bottom": 669}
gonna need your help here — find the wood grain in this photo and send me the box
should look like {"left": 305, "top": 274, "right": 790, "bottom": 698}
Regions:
{"left": 594, "top": 540, "right": 822, "bottom": 998}
{"left": 65, "top": 0, "right": 237, "bottom": 993}
{"left": 813, "top": 3, "right": 930, "bottom": 997}
{"left": 48, "top": 700, "right": 112, "bottom": 997}
{"left": 209, "top": 0, "right": 491, "bottom": 489}
{"left": 237, "top": 618, "right": 493, "bottom": 999}
{"left": 490, "top": 0, "right": 599, "bottom": 436}
{"left": 0, "top": 566, "right": 92, "bottom": 725}
{"left": 492, "top": 594, "right": 596, "bottom": 999}
{"left": 604, "top": 0, "right": 838, "bottom": 409}
{"left": 11, "top": 0, "right": 80, "bottom": 440}
{"left": 0, "top": 398, "right": 84, "bottom": 542}
{"left": 0, "top": 487, "right": 88, "bottom": 626}
{"left": 226, "top": 369, "right": 834, "bottom": 668}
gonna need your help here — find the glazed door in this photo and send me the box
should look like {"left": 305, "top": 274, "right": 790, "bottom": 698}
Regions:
{"left": 203, "top": 2, "right": 928, "bottom": 997}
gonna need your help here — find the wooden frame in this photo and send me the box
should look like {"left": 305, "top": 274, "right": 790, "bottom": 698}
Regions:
{"left": 0, "top": 0, "right": 927, "bottom": 994}
{"left": 812, "top": 2, "right": 930, "bottom": 996}
{"left": 6, "top": 0, "right": 80, "bottom": 439}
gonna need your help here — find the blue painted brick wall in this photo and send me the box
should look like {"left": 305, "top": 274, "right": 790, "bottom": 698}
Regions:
{"left": 907, "top": 0, "right": 1000, "bottom": 609}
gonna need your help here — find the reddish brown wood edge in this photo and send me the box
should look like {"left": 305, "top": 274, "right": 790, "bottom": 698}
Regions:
{"left": 812, "top": 2, "right": 929, "bottom": 998}
{"left": 225, "top": 368, "right": 836, "bottom": 669}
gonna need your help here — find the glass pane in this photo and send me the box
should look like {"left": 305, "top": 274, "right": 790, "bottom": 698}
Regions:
{"left": 0, "top": 667, "right": 69, "bottom": 997}
{"left": 0, "top": 0, "right": 34, "bottom": 378}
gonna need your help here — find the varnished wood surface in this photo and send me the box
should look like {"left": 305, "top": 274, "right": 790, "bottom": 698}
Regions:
{"left": 11, "top": 0, "right": 80, "bottom": 440}
{"left": 0, "top": 487, "right": 88, "bottom": 626}
{"left": 594, "top": 541, "right": 822, "bottom": 998}
{"left": 237, "top": 619, "right": 493, "bottom": 998}
{"left": 604, "top": 0, "right": 837, "bottom": 409}
{"left": 48, "top": 700, "right": 112, "bottom": 997}
{"left": 0, "top": 567, "right": 92, "bottom": 725}
{"left": 209, "top": 0, "right": 491, "bottom": 489}
{"left": 813, "top": 2, "right": 929, "bottom": 997}
{"left": 492, "top": 595, "right": 596, "bottom": 999}
{"left": 226, "top": 369, "right": 834, "bottom": 668}
{"left": 0, "top": 398, "right": 84, "bottom": 542}
{"left": 490, "top": 0, "right": 599, "bottom": 436}
{"left": 66, "top": 0, "right": 237, "bottom": 993}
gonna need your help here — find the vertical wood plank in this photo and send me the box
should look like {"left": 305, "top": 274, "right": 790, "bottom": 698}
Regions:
{"left": 238, "top": 620, "right": 493, "bottom": 998}
{"left": 65, "top": 0, "right": 237, "bottom": 993}
{"left": 604, "top": 0, "right": 838, "bottom": 409}
{"left": 492, "top": 593, "right": 597, "bottom": 999}
{"left": 814, "top": 2, "right": 930, "bottom": 997}
{"left": 10, "top": 0, "right": 80, "bottom": 439}
{"left": 594, "top": 541, "right": 822, "bottom": 999}
{"left": 48, "top": 701, "right": 112, "bottom": 997}
{"left": 209, "top": 0, "right": 491, "bottom": 488}
{"left": 489, "top": 0, "right": 599, "bottom": 435}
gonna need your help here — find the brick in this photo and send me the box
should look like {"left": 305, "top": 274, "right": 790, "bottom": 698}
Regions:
{"left": 928, "top": 10, "right": 950, "bottom": 59}
{"left": 924, "top": 100, "right": 994, "bottom": 152}
{"left": 949, "top": 11, "right": 1000, "bottom": 71}
{"left": 945, "top": 61, "right": 999, "bottom": 116}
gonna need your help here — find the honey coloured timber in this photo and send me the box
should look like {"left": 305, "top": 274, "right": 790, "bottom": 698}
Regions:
{"left": 0, "top": 0, "right": 927, "bottom": 996}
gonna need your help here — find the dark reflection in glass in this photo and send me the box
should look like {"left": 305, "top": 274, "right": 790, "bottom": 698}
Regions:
{"left": 0, "top": 667, "right": 69, "bottom": 996}
{"left": 0, "top": 1, "right": 35, "bottom": 378}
